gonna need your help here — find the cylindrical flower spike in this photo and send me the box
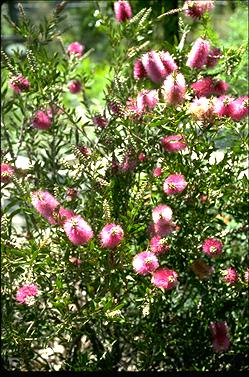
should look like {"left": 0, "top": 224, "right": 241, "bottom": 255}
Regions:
{"left": 114, "top": 1, "right": 132, "bottom": 22}
{"left": 209, "top": 321, "right": 230, "bottom": 353}
{"left": 202, "top": 238, "right": 223, "bottom": 258}
{"left": 1, "top": 163, "right": 14, "bottom": 183}
{"left": 183, "top": 1, "right": 215, "bottom": 20}
{"left": 151, "top": 268, "right": 178, "bottom": 290}
{"left": 186, "top": 38, "right": 210, "bottom": 69}
{"left": 162, "top": 72, "right": 186, "bottom": 105}
{"left": 163, "top": 174, "right": 187, "bottom": 195}
{"left": 132, "top": 251, "right": 159, "bottom": 275}
{"left": 63, "top": 215, "right": 94, "bottom": 245}
{"left": 67, "top": 42, "right": 84, "bottom": 57}
{"left": 99, "top": 223, "right": 124, "bottom": 249}
{"left": 161, "top": 134, "right": 187, "bottom": 153}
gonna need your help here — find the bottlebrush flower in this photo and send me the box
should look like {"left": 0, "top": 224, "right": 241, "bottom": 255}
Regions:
{"left": 191, "top": 259, "right": 214, "bottom": 279}
{"left": 209, "top": 321, "right": 230, "bottom": 353}
{"left": 63, "top": 215, "right": 94, "bottom": 246}
{"left": 16, "top": 283, "right": 38, "bottom": 305}
{"left": 188, "top": 96, "right": 214, "bottom": 122}
{"left": 114, "top": 1, "right": 132, "bottom": 22}
{"left": 108, "top": 99, "right": 123, "bottom": 115}
{"left": 67, "top": 42, "right": 84, "bottom": 57}
{"left": 120, "top": 151, "right": 137, "bottom": 172}
{"left": 159, "top": 51, "right": 178, "bottom": 75}
{"left": 191, "top": 77, "right": 229, "bottom": 98}
{"left": 92, "top": 114, "right": 108, "bottom": 128}
{"left": 78, "top": 145, "right": 92, "bottom": 156}
{"left": 186, "top": 38, "right": 210, "bottom": 69}
{"left": 138, "top": 152, "right": 146, "bottom": 162}
{"left": 132, "top": 251, "right": 159, "bottom": 275}
{"left": 153, "top": 166, "right": 163, "bottom": 177}
{"left": 31, "top": 191, "right": 60, "bottom": 224}
{"left": 213, "top": 95, "right": 235, "bottom": 118}
{"left": 31, "top": 110, "right": 52, "bottom": 130}
{"left": 68, "top": 80, "right": 82, "bottom": 94}
{"left": 206, "top": 47, "right": 222, "bottom": 68}
{"left": 222, "top": 267, "right": 238, "bottom": 284}
{"left": 133, "top": 58, "right": 147, "bottom": 80}
{"left": 150, "top": 221, "right": 176, "bottom": 238}
{"left": 163, "top": 174, "right": 187, "bottom": 195}
{"left": 136, "top": 90, "right": 159, "bottom": 113}
{"left": 162, "top": 72, "right": 186, "bottom": 105}
{"left": 150, "top": 236, "right": 170, "bottom": 255}
{"left": 183, "top": 1, "right": 214, "bottom": 20}
{"left": 229, "top": 96, "right": 249, "bottom": 121}
{"left": 1, "top": 163, "right": 14, "bottom": 183}
{"left": 9, "top": 74, "right": 30, "bottom": 93}
{"left": 161, "top": 134, "right": 187, "bottom": 153}
{"left": 99, "top": 223, "right": 124, "bottom": 249}
{"left": 202, "top": 238, "right": 223, "bottom": 258}
{"left": 152, "top": 204, "right": 173, "bottom": 224}
{"left": 141, "top": 51, "right": 167, "bottom": 83}
{"left": 56, "top": 207, "right": 75, "bottom": 225}
{"left": 151, "top": 268, "right": 178, "bottom": 290}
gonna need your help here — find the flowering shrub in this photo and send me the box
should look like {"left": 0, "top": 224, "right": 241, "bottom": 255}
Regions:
{"left": 1, "top": 0, "right": 248, "bottom": 372}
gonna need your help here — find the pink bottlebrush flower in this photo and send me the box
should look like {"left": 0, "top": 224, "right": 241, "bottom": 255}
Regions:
{"left": 132, "top": 251, "right": 159, "bottom": 275}
{"left": 120, "top": 152, "right": 137, "bottom": 172}
{"left": 136, "top": 89, "right": 159, "bottom": 113}
{"left": 244, "top": 268, "right": 249, "bottom": 283}
{"left": 9, "top": 74, "right": 30, "bottom": 93}
{"left": 202, "top": 237, "right": 223, "bottom": 258}
{"left": 191, "top": 77, "right": 229, "bottom": 98}
{"left": 163, "top": 174, "right": 187, "bottom": 195}
{"left": 31, "top": 110, "right": 52, "bottom": 130}
{"left": 114, "top": 1, "right": 132, "bottom": 22}
{"left": 69, "top": 256, "right": 82, "bottom": 266}
{"left": 152, "top": 204, "right": 173, "bottom": 224}
{"left": 92, "top": 114, "right": 108, "bottom": 129}
{"left": 213, "top": 95, "right": 235, "bottom": 118}
{"left": 68, "top": 80, "right": 82, "bottom": 94}
{"left": 151, "top": 221, "right": 176, "bottom": 238}
{"left": 150, "top": 236, "right": 170, "bottom": 255}
{"left": 151, "top": 268, "right": 178, "bottom": 290}
{"left": 229, "top": 96, "right": 249, "bottom": 121}
{"left": 63, "top": 215, "right": 94, "bottom": 246}
{"left": 161, "top": 134, "right": 187, "bottom": 153}
{"left": 189, "top": 96, "right": 214, "bottom": 122}
{"left": 222, "top": 267, "right": 238, "bottom": 285}
{"left": 209, "top": 321, "right": 230, "bottom": 353}
{"left": 141, "top": 51, "right": 167, "bottom": 83}
{"left": 108, "top": 100, "right": 123, "bottom": 115}
{"left": 99, "top": 223, "right": 124, "bottom": 249}
{"left": 16, "top": 283, "right": 38, "bottom": 304}
{"left": 31, "top": 191, "right": 60, "bottom": 224}
{"left": 206, "top": 47, "right": 222, "bottom": 68}
{"left": 1, "top": 163, "right": 14, "bottom": 183}
{"left": 78, "top": 145, "right": 92, "bottom": 156}
{"left": 138, "top": 152, "right": 146, "bottom": 162}
{"left": 153, "top": 166, "right": 163, "bottom": 177}
{"left": 191, "top": 259, "right": 214, "bottom": 279}
{"left": 162, "top": 72, "right": 186, "bottom": 105}
{"left": 133, "top": 58, "right": 147, "bottom": 80}
{"left": 56, "top": 207, "right": 75, "bottom": 225}
{"left": 67, "top": 42, "right": 84, "bottom": 57}
{"left": 184, "top": 1, "right": 214, "bottom": 20}
{"left": 159, "top": 51, "right": 178, "bottom": 75}
{"left": 186, "top": 38, "right": 210, "bottom": 69}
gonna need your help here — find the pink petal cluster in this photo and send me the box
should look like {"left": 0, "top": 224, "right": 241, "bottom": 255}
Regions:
{"left": 191, "top": 77, "right": 229, "bottom": 98}
{"left": 188, "top": 96, "right": 214, "bottom": 122}
{"left": 162, "top": 72, "right": 186, "bottom": 105}
{"left": 31, "top": 110, "right": 52, "bottom": 130}
{"left": 9, "top": 74, "right": 30, "bottom": 93}
{"left": 63, "top": 215, "right": 94, "bottom": 245}
{"left": 1, "top": 163, "right": 14, "bottom": 183}
{"left": 202, "top": 237, "right": 223, "bottom": 258}
{"left": 163, "top": 174, "right": 187, "bottom": 195}
{"left": 57, "top": 207, "right": 75, "bottom": 225}
{"left": 31, "top": 191, "right": 60, "bottom": 224}
{"left": 134, "top": 51, "right": 177, "bottom": 83}
{"left": 209, "top": 321, "right": 230, "bottom": 353}
{"left": 161, "top": 134, "right": 187, "bottom": 153}
{"left": 151, "top": 268, "right": 178, "bottom": 290}
{"left": 222, "top": 267, "right": 238, "bottom": 284}
{"left": 132, "top": 251, "right": 159, "bottom": 275}
{"left": 213, "top": 95, "right": 235, "bottom": 117}
{"left": 16, "top": 284, "right": 38, "bottom": 304}
{"left": 120, "top": 152, "right": 137, "bottom": 172}
{"left": 92, "top": 114, "right": 108, "bottom": 129}
{"left": 153, "top": 166, "right": 163, "bottom": 177}
{"left": 186, "top": 38, "right": 210, "bottom": 69}
{"left": 150, "top": 221, "right": 176, "bottom": 238}
{"left": 99, "top": 223, "right": 124, "bottom": 249}
{"left": 136, "top": 90, "right": 159, "bottom": 113}
{"left": 184, "top": 1, "right": 214, "bottom": 20}
{"left": 138, "top": 152, "right": 146, "bottom": 162}
{"left": 114, "top": 1, "right": 132, "bottom": 22}
{"left": 68, "top": 80, "right": 82, "bottom": 94}
{"left": 152, "top": 204, "right": 173, "bottom": 224}
{"left": 150, "top": 236, "right": 170, "bottom": 255}
{"left": 67, "top": 42, "right": 84, "bottom": 57}
{"left": 229, "top": 96, "right": 249, "bottom": 121}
